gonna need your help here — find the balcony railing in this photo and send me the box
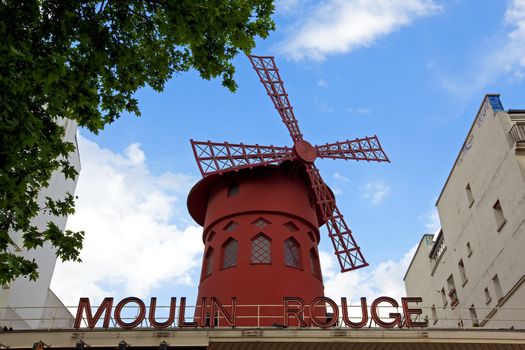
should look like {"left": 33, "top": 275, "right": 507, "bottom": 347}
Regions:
{"left": 3, "top": 304, "right": 525, "bottom": 330}
{"left": 509, "top": 123, "right": 525, "bottom": 143}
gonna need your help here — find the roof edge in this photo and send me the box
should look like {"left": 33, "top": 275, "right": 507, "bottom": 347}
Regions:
{"left": 403, "top": 234, "right": 434, "bottom": 282}
{"left": 435, "top": 94, "right": 503, "bottom": 206}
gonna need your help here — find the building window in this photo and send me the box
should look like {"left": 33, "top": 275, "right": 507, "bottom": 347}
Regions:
{"left": 203, "top": 248, "right": 214, "bottom": 278}
{"left": 251, "top": 234, "right": 271, "bottom": 264}
{"left": 469, "top": 305, "right": 479, "bottom": 326}
{"left": 284, "top": 221, "right": 299, "bottom": 232}
{"left": 431, "top": 305, "right": 438, "bottom": 325}
{"left": 447, "top": 274, "right": 459, "bottom": 307}
{"left": 493, "top": 200, "right": 506, "bottom": 231}
{"left": 484, "top": 287, "right": 492, "bottom": 305}
{"left": 492, "top": 274, "right": 504, "bottom": 301}
{"left": 458, "top": 260, "right": 468, "bottom": 286}
{"left": 284, "top": 237, "right": 301, "bottom": 268}
{"left": 309, "top": 248, "right": 321, "bottom": 278}
{"left": 466, "top": 183, "right": 475, "bottom": 208}
{"left": 223, "top": 220, "right": 239, "bottom": 232}
{"left": 252, "top": 217, "right": 270, "bottom": 229}
{"left": 222, "top": 238, "right": 238, "bottom": 269}
{"left": 466, "top": 242, "right": 473, "bottom": 257}
{"left": 440, "top": 287, "right": 448, "bottom": 308}
{"left": 307, "top": 231, "right": 316, "bottom": 243}
{"left": 227, "top": 183, "right": 239, "bottom": 197}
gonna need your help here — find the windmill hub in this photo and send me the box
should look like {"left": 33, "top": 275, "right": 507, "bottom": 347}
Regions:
{"left": 294, "top": 140, "right": 317, "bottom": 163}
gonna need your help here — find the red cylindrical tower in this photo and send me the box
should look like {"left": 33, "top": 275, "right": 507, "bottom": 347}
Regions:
{"left": 187, "top": 161, "right": 327, "bottom": 326}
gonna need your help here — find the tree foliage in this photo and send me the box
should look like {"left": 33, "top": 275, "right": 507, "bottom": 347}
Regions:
{"left": 0, "top": 0, "right": 274, "bottom": 285}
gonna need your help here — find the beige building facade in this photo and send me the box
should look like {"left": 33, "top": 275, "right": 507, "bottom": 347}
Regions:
{"left": 404, "top": 94, "right": 525, "bottom": 329}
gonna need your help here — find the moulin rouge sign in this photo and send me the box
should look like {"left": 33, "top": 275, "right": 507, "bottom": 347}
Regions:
{"left": 74, "top": 296, "right": 427, "bottom": 330}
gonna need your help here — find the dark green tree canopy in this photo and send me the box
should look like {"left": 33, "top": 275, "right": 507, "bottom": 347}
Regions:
{"left": 0, "top": 0, "right": 274, "bottom": 285}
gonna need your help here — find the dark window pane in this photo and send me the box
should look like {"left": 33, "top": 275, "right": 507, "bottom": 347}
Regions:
{"left": 310, "top": 248, "right": 320, "bottom": 276}
{"left": 223, "top": 239, "right": 238, "bottom": 268}
{"left": 284, "top": 221, "right": 299, "bottom": 232}
{"left": 204, "top": 249, "right": 214, "bottom": 277}
{"left": 284, "top": 238, "right": 300, "bottom": 268}
{"left": 223, "top": 220, "right": 239, "bottom": 232}
{"left": 227, "top": 183, "right": 239, "bottom": 197}
{"left": 252, "top": 234, "right": 271, "bottom": 264}
{"left": 252, "top": 217, "right": 270, "bottom": 229}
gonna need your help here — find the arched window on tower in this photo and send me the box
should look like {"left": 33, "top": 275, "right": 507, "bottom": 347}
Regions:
{"left": 284, "top": 237, "right": 301, "bottom": 269}
{"left": 202, "top": 248, "right": 214, "bottom": 279}
{"left": 251, "top": 233, "right": 271, "bottom": 264}
{"left": 309, "top": 248, "right": 321, "bottom": 278}
{"left": 222, "top": 238, "right": 238, "bottom": 269}
{"left": 227, "top": 183, "right": 239, "bottom": 197}
{"left": 307, "top": 231, "right": 316, "bottom": 244}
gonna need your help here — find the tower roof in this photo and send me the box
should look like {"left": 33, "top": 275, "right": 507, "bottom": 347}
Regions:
{"left": 187, "top": 161, "right": 331, "bottom": 228}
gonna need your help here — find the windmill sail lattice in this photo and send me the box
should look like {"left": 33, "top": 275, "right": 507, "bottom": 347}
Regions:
{"left": 190, "top": 54, "right": 389, "bottom": 273}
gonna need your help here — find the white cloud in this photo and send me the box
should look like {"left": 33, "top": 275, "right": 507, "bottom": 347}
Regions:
{"left": 439, "top": 0, "right": 525, "bottom": 97}
{"left": 51, "top": 135, "right": 203, "bottom": 305}
{"left": 346, "top": 106, "right": 372, "bottom": 114}
{"left": 276, "top": 0, "right": 302, "bottom": 14}
{"left": 321, "top": 245, "right": 417, "bottom": 303}
{"left": 333, "top": 172, "right": 350, "bottom": 182}
{"left": 124, "top": 143, "right": 145, "bottom": 164}
{"left": 317, "top": 79, "right": 328, "bottom": 88}
{"left": 279, "top": 0, "right": 440, "bottom": 60}
{"left": 332, "top": 186, "right": 343, "bottom": 196}
{"left": 361, "top": 181, "right": 390, "bottom": 204}
{"left": 356, "top": 107, "right": 371, "bottom": 114}
{"left": 418, "top": 206, "right": 441, "bottom": 235}
{"left": 514, "top": 70, "right": 525, "bottom": 80}
{"left": 315, "top": 100, "right": 334, "bottom": 113}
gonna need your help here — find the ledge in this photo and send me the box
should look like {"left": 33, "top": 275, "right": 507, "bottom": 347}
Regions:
{"left": 3, "top": 328, "right": 525, "bottom": 349}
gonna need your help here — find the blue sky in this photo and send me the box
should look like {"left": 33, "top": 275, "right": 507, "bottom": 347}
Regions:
{"left": 52, "top": 0, "right": 525, "bottom": 307}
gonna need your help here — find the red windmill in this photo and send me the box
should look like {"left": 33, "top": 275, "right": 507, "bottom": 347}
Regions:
{"left": 187, "top": 55, "right": 389, "bottom": 327}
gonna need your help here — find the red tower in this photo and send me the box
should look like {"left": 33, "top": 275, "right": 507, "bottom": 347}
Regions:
{"left": 187, "top": 55, "right": 389, "bottom": 327}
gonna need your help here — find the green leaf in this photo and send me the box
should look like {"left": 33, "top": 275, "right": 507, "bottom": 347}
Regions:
{"left": 0, "top": 0, "right": 275, "bottom": 284}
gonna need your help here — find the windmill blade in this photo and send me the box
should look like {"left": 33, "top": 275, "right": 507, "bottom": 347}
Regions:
{"left": 306, "top": 164, "right": 368, "bottom": 272}
{"left": 326, "top": 204, "right": 369, "bottom": 272}
{"left": 191, "top": 140, "right": 296, "bottom": 177}
{"left": 248, "top": 55, "right": 303, "bottom": 142}
{"left": 316, "top": 136, "right": 390, "bottom": 162}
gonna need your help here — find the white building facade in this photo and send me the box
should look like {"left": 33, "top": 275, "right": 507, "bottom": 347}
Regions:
{"left": 404, "top": 94, "right": 525, "bottom": 329}
{"left": 0, "top": 119, "right": 80, "bottom": 330}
